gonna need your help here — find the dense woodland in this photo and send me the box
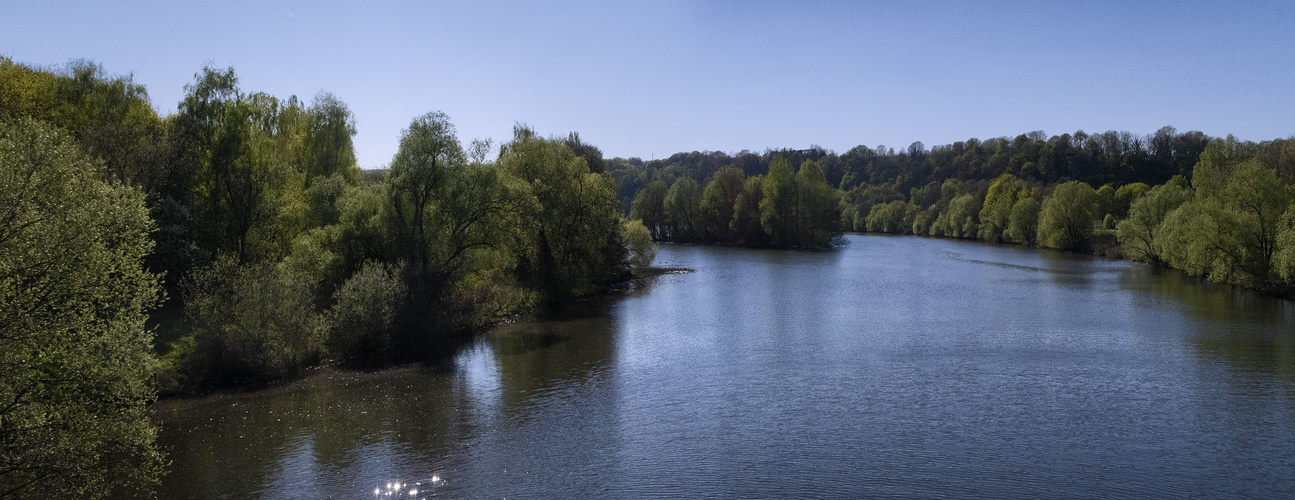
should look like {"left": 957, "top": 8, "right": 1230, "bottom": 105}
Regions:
{"left": 0, "top": 58, "right": 654, "bottom": 498}
{"left": 3, "top": 56, "right": 1295, "bottom": 498}
{"left": 617, "top": 125, "right": 1295, "bottom": 298}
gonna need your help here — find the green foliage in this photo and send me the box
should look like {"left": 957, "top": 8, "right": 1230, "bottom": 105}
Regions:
{"left": 1117, "top": 182, "right": 1192, "bottom": 263}
{"left": 795, "top": 160, "right": 843, "bottom": 246}
{"left": 630, "top": 180, "right": 667, "bottom": 240}
{"left": 664, "top": 176, "right": 701, "bottom": 241}
{"left": 642, "top": 156, "right": 839, "bottom": 248}
{"left": 943, "top": 193, "right": 981, "bottom": 239}
{"left": 978, "top": 174, "right": 1028, "bottom": 242}
{"left": 731, "top": 176, "right": 768, "bottom": 246}
{"left": 699, "top": 165, "right": 745, "bottom": 242}
{"left": 0, "top": 119, "right": 163, "bottom": 497}
{"left": 182, "top": 258, "right": 324, "bottom": 387}
{"left": 1113, "top": 182, "right": 1149, "bottom": 218}
{"left": 500, "top": 126, "right": 624, "bottom": 300}
{"left": 1095, "top": 184, "right": 1117, "bottom": 218}
{"left": 1038, "top": 181, "right": 1098, "bottom": 251}
{"left": 624, "top": 219, "right": 658, "bottom": 272}
{"left": 177, "top": 67, "right": 298, "bottom": 264}
{"left": 1007, "top": 197, "right": 1041, "bottom": 245}
{"left": 760, "top": 156, "right": 798, "bottom": 246}
{"left": 385, "top": 110, "right": 467, "bottom": 272}
{"left": 866, "top": 200, "right": 910, "bottom": 233}
{"left": 325, "top": 262, "right": 407, "bottom": 366}
{"left": 302, "top": 92, "right": 360, "bottom": 183}
{"left": 1161, "top": 160, "right": 1292, "bottom": 287}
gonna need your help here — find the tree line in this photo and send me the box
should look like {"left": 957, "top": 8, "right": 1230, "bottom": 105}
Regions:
{"left": 0, "top": 58, "right": 654, "bottom": 498}
{"left": 612, "top": 123, "right": 1295, "bottom": 296}
{"left": 629, "top": 155, "right": 843, "bottom": 248}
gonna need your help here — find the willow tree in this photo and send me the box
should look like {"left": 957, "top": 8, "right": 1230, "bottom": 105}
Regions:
{"left": 978, "top": 174, "right": 1028, "bottom": 243}
{"left": 1116, "top": 183, "right": 1191, "bottom": 264}
{"left": 760, "top": 155, "right": 798, "bottom": 246}
{"left": 0, "top": 119, "right": 163, "bottom": 498}
{"left": 1160, "top": 160, "right": 1291, "bottom": 286}
{"left": 664, "top": 176, "right": 701, "bottom": 242}
{"left": 500, "top": 126, "right": 625, "bottom": 300}
{"left": 1037, "top": 181, "right": 1098, "bottom": 251}
{"left": 698, "top": 165, "right": 745, "bottom": 243}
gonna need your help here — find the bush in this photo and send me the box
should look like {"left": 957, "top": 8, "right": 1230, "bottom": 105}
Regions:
{"left": 624, "top": 219, "right": 658, "bottom": 272}
{"left": 182, "top": 258, "right": 324, "bottom": 387}
{"left": 326, "top": 262, "right": 407, "bottom": 365}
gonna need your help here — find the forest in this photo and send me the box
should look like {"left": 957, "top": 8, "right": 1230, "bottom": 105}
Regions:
{"left": 617, "top": 124, "right": 1295, "bottom": 297}
{"left": 0, "top": 58, "right": 654, "bottom": 498}
{"left": 4, "top": 56, "right": 1295, "bottom": 498}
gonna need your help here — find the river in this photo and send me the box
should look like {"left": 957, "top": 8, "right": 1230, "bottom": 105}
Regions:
{"left": 153, "top": 234, "right": 1295, "bottom": 498}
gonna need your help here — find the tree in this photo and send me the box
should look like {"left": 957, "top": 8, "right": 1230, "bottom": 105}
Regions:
{"left": 1095, "top": 184, "right": 1117, "bottom": 218}
{"left": 1116, "top": 183, "right": 1191, "bottom": 263}
{"left": 760, "top": 155, "right": 798, "bottom": 246}
{"left": 731, "top": 176, "right": 767, "bottom": 246}
{"left": 795, "top": 160, "right": 842, "bottom": 247}
{"left": 978, "top": 174, "right": 1027, "bottom": 242}
{"left": 664, "top": 176, "right": 701, "bottom": 242}
{"left": 385, "top": 111, "right": 467, "bottom": 273}
{"left": 499, "top": 126, "right": 624, "bottom": 300}
{"left": 176, "top": 67, "right": 288, "bottom": 263}
{"left": 326, "top": 262, "right": 407, "bottom": 365}
{"left": 1113, "top": 182, "right": 1149, "bottom": 219}
{"left": 1037, "top": 181, "right": 1098, "bottom": 251}
{"left": 623, "top": 219, "right": 657, "bottom": 273}
{"left": 0, "top": 119, "right": 163, "bottom": 497}
{"left": 1007, "top": 197, "right": 1041, "bottom": 245}
{"left": 945, "top": 193, "right": 981, "bottom": 239}
{"left": 302, "top": 91, "right": 360, "bottom": 184}
{"left": 629, "top": 180, "right": 667, "bottom": 240}
{"left": 698, "top": 165, "right": 745, "bottom": 243}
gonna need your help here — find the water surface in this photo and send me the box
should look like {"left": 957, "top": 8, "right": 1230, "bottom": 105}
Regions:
{"left": 154, "top": 235, "right": 1295, "bottom": 498}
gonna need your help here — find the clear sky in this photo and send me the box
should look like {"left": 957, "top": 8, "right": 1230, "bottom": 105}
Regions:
{"left": 3, "top": 0, "right": 1292, "bottom": 168}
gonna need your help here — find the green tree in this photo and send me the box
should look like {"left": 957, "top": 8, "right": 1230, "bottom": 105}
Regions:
{"left": 1095, "top": 184, "right": 1117, "bottom": 218}
{"left": 181, "top": 257, "right": 324, "bottom": 387}
{"left": 795, "top": 160, "right": 842, "bottom": 246}
{"left": 624, "top": 219, "right": 657, "bottom": 273}
{"left": 629, "top": 180, "right": 667, "bottom": 240}
{"left": 1116, "top": 183, "right": 1191, "bottom": 263}
{"left": 1113, "top": 182, "right": 1149, "bottom": 219}
{"left": 177, "top": 67, "right": 289, "bottom": 263}
{"left": 1037, "top": 181, "right": 1098, "bottom": 251}
{"left": 664, "top": 176, "right": 701, "bottom": 242}
{"left": 325, "top": 262, "right": 407, "bottom": 366}
{"left": 945, "top": 193, "right": 981, "bottom": 239}
{"left": 978, "top": 174, "right": 1027, "bottom": 242}
{"left": 1162, "top": 160, "right": 1291, "bottom": 286}
{"left": 0, "top": 119, "right": 163, "bottom": 497}
{"left": 499, "top": 126, "right": 624, "bottom": 300}
{"left": 698, "top": 165, "right": 745, "bottom": 242}
{"left": 760, "top": 155, "right": 798, "bottom": 246}
{"left": 385, "top": 111, "right": 466, "bottom": 273}
{"left": 731, "top": 176, "right": 767, "bottom": 246}
{"left": 1007, "top": 197, "right": 1041, "bottom": 245}
{"left": 302, "top": 91, "right": 360, "bottom": 184}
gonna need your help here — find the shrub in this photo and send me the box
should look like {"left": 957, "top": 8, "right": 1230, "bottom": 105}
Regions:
{"left": 326, "top": 262, "right": 407, "bottom": 365}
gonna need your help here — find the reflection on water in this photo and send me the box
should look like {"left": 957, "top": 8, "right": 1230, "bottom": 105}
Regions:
{"left": 154, "top": 235, "right": 1295, "bottom": 498}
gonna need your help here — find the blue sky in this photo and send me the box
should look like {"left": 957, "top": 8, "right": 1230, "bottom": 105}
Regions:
{"left": 3, "top": 1, "right": 1292, "bottom": 168}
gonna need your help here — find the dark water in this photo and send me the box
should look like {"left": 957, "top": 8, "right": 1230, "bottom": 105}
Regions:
{"left": 153, "top": 234, "right": 1295, "bottom": 498}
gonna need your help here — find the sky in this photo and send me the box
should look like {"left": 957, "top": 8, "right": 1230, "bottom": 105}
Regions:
{"left": 3, "top": 0, "right": 1292, "bottom": 169}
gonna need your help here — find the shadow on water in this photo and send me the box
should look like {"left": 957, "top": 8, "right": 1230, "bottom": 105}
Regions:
{"left": 151, "top": 269, "right": 687, "bottom": 499}
{"left": 1124, "top": 264, "right": 1295, "bottom": 387}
